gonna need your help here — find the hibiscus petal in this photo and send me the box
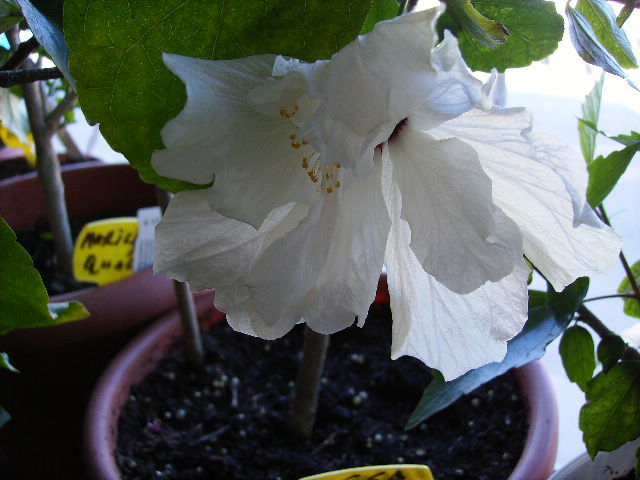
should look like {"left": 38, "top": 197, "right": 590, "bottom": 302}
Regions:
{"left": 244, "top": 159, "right": 390, "bottom": 336}
{"left": 383, "top": 164, "right": 529, "bottom": 380}
{"left": 152, "top": 53, "right": 315, "bottom": 228}
{"left": 299, "top": 7, "right": 487, "bottom": 175}
{"left": 435, "top": 108, "right": 622, "bottom": 291}
{"left": 154, "top": 189, "right": 307, "bottom": 292}
{"left": 385, "top": 123, "right": 522, "bottom": 294}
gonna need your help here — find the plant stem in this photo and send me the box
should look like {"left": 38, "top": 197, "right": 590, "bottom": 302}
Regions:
{"left": 577, "top": 306, "right": 640, "bottom": 360}
{"left": 0, "top": 36, "right": 39, "bottom": 71}
{"left": 617, "top": 4, "right": 634, "bottom": 25}
{"left": 287, "top": 326, "right": 330, "bottom": 439}
{"left": 0, "top": 67, "right": 63, "bottom": 88}
{"left": 598, "top": 206, "right": 640, "bottom": 309}
{"left": 583, "top": 293, "right": 638, "bottom": 302}
{"left": 21, "top": 67, "right": 74, "bottom": 279}
{"left": 156, "top": 188, "right": 204, "bottom": 367}
{"left": 46, "top": 91, "right": 78, "bottom": 134}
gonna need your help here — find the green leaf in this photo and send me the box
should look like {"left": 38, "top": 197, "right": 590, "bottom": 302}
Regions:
{"left": 437, "top": 0, "right": 564, "bottom": 72}
{"left": 0, "top": 352, "right": 18, "bottom": 372}
{"left": 361, "top": 0, "right": 397, "bottom": 34}
{"left": 579, "top": 74, "right": 604, "bottom": 164}
{"left": 597, "top": 334, "right": 628, "bottom": 372}
{"left": 566, "top": 5, "right": 639, "bottom": 89}
{"left": 0, "top": 0, "right": 22, "bottom": 34}
{"left": 406, "top": 306, "right": 570, "bottom": 429}
{"left": 580, "top": 361, "right": 640, "bottom": 458}
{"left": 15, "top": 0, "right": 74, "bottom": 89}
{"left": 0, "top": 216, "right": 89, "bottom": 335}
{"left": 618, "top": 260, "right": 640, "bottom": 318}
{"left": 560, "top": 325, "right": 596, "bottom": 391}
{"left": 576, "top": 0, "right": 637, "bottom": 69}
{"left": 587, "top": 143, "right": 640, "bottom": 207}
{"left": 49, "top": 301, "right": 89, "bottom": 324}
{"left": 443, "top": 0, "right": 509, "bottom": 49}
{"left": 64, "top": 0, "right": 374, "bottom": 192}
{"left": 0, "top": 405, "right": 10, "bottom": 429}
{"left": 548, "top": 276, "right": 590, "bottom": 318}
{"left": 528, "top": 289, "right": 548, "bottom": 310}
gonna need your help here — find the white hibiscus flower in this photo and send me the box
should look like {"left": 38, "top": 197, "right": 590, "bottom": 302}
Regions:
{"left": 152, "top": 4, "right": 621, "bottom": 380}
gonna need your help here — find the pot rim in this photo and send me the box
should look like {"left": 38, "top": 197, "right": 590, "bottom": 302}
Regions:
{"left": 84, "top": 281, "right": 558, "bottom": 480}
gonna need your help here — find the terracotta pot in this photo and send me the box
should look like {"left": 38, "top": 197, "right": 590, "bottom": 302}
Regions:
{"left": 0, "top": 149, "right": 102, "bottom": 181}
{"left": 0, "top": 162, "right": 176, "bottom": 355}
{"left": 549, "top": 439, "right": 639, "bottom": 480}
{"left": 84, "top": 278, "right": 558, "bottom": 480}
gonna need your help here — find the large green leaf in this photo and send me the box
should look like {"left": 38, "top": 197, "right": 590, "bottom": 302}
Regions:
{"left": 361, "top": 0, "right": 397, "bottom": 34}
{"left": 576, "top": 0, "right": 637, "bottom": 70}
{"left": 597, "top": 334, "right": 628, "bottom": 372}
{"left": 548, "top": 276, "right": 590, "bottom": 317}
{"left": 437, "top": 0, "right": 564, "bottom": 72}
{"left": 566, "top": 4, "right": 638, "bottom": 89}
{"left": 0, "top": 216, "right": 89, "bottom": 335}
{"left": 618, "top": 260, "right": 640, "bottom": 318}
{"left": 587, "top": 141, "right": 640, "bottom": 207}
{"left": 406, "top": 306, "right": 570, "bottom": 429}
{"left": 579, "top": 74, "right": 604, "bottom": 164}
{"left": 580, "top": 361, "right": 640, "bottom": 458}
{"left": 560, "top": 325, "right": 596, "bottom": 391}
{"left": 15, "top": 0, "right": 74, "bottom": 88}
{"left": 65, "top": 0, "right": 375, "bottom": 192}
{"left": 443, "top": 0, "right": 509, "bottom": 49}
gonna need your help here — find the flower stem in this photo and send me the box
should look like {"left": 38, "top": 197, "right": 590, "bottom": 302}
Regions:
{"left": 21, "top": 68, "right": 74, "bottom": 279}
{"left": 287, "top": 326, "right": 330, "bottom": 439}
{"left": 156, "top": 188, "right": 204, "bottom": 366}
{"left": 577, "top": 306, "right": 640, "bottom": 360}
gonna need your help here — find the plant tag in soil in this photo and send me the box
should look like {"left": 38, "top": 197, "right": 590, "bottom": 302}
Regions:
{"left": 132, "top": 206, "right": 162, "bottom": 272}
{"left": 72, "top": 217, "right": 138, "bottom": 285}
{"left": 299, "top": 464, "right": 434, "bottom": 480}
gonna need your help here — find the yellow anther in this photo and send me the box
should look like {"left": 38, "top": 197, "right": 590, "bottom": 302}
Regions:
{"left": 335, "top": 181, "right": 341, "bottom": 188}
{"left": 336, "top": 163, "right": 341, "bottom": 168}
{"left": 326, "top": 187, "right": 333, "bottom": 194}
{"left": 289, "top": 134, "right": 297, "bottom": 140}
{"left": 292, "top": 143, "right": 301, "bottom": 149}
{"left": 279, "top": 109, "right": 286, "bottom": 116}
{"left": 294, "top": 105, "right": 299, "bottom": 110}
{"left": 302, "top": 140, "right": 309, "bottom": 145}
{"left": 302, "top": 157, "right": 309, "bottom": 169}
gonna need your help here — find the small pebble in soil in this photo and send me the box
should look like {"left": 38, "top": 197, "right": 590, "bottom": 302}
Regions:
{"left": 470, "top": 397, "right": 481, "bottom": 407}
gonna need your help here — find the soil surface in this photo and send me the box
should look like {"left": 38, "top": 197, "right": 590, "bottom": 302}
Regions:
{"left": 117, "top": 304, "right": 529, "bottom": 480}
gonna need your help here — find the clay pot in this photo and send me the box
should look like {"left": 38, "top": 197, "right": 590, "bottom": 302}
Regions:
{"left": 0, "top": 162, "right": 176, "bottom": 357}
{"left": 0, "top": 149, "right": 100, "bottom": 181}
{"left": 84, "top": 278, "right": 558, "bottom": 480}
{"left": 549, "top": 439, "right": 639, "bottom": 480}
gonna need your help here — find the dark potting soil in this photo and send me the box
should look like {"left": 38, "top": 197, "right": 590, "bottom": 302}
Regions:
{"left": 117, "top": 304, "right": 529, "bottom": 480}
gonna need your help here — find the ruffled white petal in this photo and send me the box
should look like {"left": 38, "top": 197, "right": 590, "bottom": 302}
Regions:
{"left": 385, "top": 123, "right": 522, "bottom": 294}
{"left": 298, "top": 7, "right": 487, "bottom": 175}
{"left": 154, "top": 189, "right": 307, "bottom": 292}
{"left": 434, "top": 108, "right": 622, "bottom": 291}
{"left": 153, "top": 53, "right": 315, "bottom": 228}
{"left": 244, "top": 159, "right": 390, "bottom": 336}
{"left": 383, "top": 160, "right": 529, "bottom": 380}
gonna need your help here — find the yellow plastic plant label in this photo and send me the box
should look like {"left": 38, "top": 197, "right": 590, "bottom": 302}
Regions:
{"left": 72, "top": 217, "right": 138, "bottom": 286}
{"left": 299, "top": 464, "right": 434, "bottom": 480}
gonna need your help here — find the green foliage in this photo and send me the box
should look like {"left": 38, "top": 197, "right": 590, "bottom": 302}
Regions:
{"left": 0, "top": 352, "right": 17, "bottom": 372}
{"left": 0, "top": 216, "right": 89, "bottom": 335}
{"left": 618, "top": 260, "right": 640, "bottom": 318}
{"left": 597, "top": 334, "right": 628, "bottom": 372}
{"left": 528, "top": 289, "right": 547, "bottom": 310}
{"left": 65, "top": 0, "right": 378, "bottom": 192}
{"left": 575, "top": 0, "right": 637, "bottom": 70}
{"left": 437, "top": 0, "right": 563, "bottom": 72}
{"left": 442, "top": 0, "right": 509, "bottom": 49}
{"left": 587, "top": 139, "right": 640, "bottom": 207}
{"left": 406, "top": 306, "right": 570, "bottom": 429}
{"left": 548, "top": 277, "right": 590, "bottom": 318}
{"left": 361, "top": 0, "right": 397, "bottom": 34}
{"left": 579, "top": 74, "right": 604, "bottom": 164}
{"left": 580, "top": 361, "right": 640, "bottom": 458}
{"left": 15, "top": 0, "right": 74, "bottom": 88}
{"left": 0, "top": 0, "right": 22, "bottom": 34}
{"left": 566, "top": 4, "right": 638, "bottom": 89}
{"left": 560, "top": 325, "right": 596, "bottom": 391}
{"left": 0, "top": 405, "right": 9, "bottom": 429}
